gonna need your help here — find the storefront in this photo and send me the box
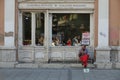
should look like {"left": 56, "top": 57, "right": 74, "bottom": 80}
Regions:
{"left": 17, "top": 0, "right": 95, "bottom": 63}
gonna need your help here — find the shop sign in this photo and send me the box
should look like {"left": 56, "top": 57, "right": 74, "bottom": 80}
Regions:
{"left": 81, "top": 32, "right": 90, "bottom": 45}
{"left": 19, "top": 3, "right": 94, "bottom": 9}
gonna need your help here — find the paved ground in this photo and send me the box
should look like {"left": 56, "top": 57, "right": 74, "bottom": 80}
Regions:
{"left": 0, "top": 68, "right": 120, "bottom": 80}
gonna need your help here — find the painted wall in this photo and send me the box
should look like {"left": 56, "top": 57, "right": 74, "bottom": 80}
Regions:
{"left": 0, "top": 0, "right": 4, "bottom": 45}
{"left": 94, "top": 0, "right": 98, "bottom": 47}
{"left": 109, "top": 0, "right": 120, "bottom": 46}
{"left": 15, "top": 0, "right": 18, "bottom": 47}
{"left": 95, "top": 0, "right": 120, "bottom": 46}
{"left": 4, "top": 0, "right": 15, "bottom": 47}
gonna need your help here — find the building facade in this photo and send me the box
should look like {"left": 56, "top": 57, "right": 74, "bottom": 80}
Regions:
{"left": 0, "top": 0, "right": 120, "bottom": 68}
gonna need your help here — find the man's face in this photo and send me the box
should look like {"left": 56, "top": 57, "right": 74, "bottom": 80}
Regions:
{"left": 82, "top": 46, "right": 86, "bottom": 50}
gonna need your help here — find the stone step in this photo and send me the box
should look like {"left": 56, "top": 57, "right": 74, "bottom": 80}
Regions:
{"left": 15, "top": 63, "right": 95, "bottom": 68}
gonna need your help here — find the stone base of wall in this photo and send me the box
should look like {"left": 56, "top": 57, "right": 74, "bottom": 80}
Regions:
{"left": 0, "top": 47, "right": 16, "bottom": 68}
{"left": 94, "top": 62, "right": 112, "bottom": 69}
{"left": 0, "top": 62, "right": 16, "bottom": 68}
{"left": 114, "top": 62, "right": 120, "bottom": 69}
{"left": 15, "top": 63, "right": 38, "bottom": 68}
{"left": 95, "top": 47, "right": 112, "bottom": 69}
{"left": 0, "top": 47, "right": 16, "bottom": 62}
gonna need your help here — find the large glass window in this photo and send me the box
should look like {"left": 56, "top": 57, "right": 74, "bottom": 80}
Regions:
{"left": 52, "top": 13, "right": 90, "bottom": 46}
{"left": 22, "top": 12, "right": 89, "bottom": 46}
{"left": 23, "top": 12, "right": 31, "bottom": 45}
{"left": 35, "top": 13, "right": 44, "bottom": 46}
{"left": 22, "top": 12, "right": 44, "bottom": 46}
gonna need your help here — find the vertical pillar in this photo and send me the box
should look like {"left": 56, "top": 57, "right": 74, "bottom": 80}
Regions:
{"left": 90, "top": 14, "right": 94, "bottom": 47}
{"left": 18, "top": 11, "right": 23, "bottom": 46}
{"left": 0, "top": 0, "right": 16, "bottom": 67}
{"left": 31, "top": 12, "right": 36, "bottom": 46}
{"left": 98, "top": 0, "right": 109, "bottom": 47}
{"left": 0, "top": 0, "right": 4, "bottom": 45}
{"left": 49, "top": 13, "right": 52, "bottom": 46}
{"left": 31, "top": 12, "right": 36, "bottom": 62}
{"left": 117, "top": 45, "right": 120, "bottom": 68}
{"left": 95, "top": 0, "right": 112, "bottom": 69}
{"left": 44, "top": 10, "right": 49, "bottom": 62}
{"left": 117, "top": 26, "right": 120, "bottom": 68}
{"left": 4, "top": 0, "right": 15, "bottom": 47}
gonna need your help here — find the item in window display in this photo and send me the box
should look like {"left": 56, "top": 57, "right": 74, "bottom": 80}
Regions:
{"left": 60, "top": 33, "right": 65, "bottom": 45}
{"left": 52, "top": 42, "right": 55, "bottom": 46}
{"left": 73, "top": 14, "right": 78, "bottom": 20}
{"left": 52, "top": 28, "right": 57, "bottom": 34}
{"left": 23, "top": 40, "right": 31, "bottom": 45}
{"left": 69, "top": 14, "right": 78, "bottom": 21}
{"left": 79, "top": 24, "right": 85, "bottom": 30}
{"left": 38, "top": 36, "right": 44, "bottom": 46}
{"left": 53, "top": 16, "right": 58, "bottom": 21}
{"left": 77, "top": 35, "right": 81, "bottom": 46}
{"left": 72, "top": 36, "right": 78, "bottom": 46}
{"left": 55, "top": 37, "right": 60, "bottom": 46}
{"left": 52, "top": 37, "right": 55, "bottom": 46}
{"left": 66, "top": 38, "right": 72, "bottom": 46}
{"left": 58, "top": 15, "right": 68, "bottom": 26}
{"left": 69, "top": 14, "right": 73, "bottom": 21}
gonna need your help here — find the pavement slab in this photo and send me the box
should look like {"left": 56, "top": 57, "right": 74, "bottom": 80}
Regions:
{"left": 0, "top": 68, "right": 120, "bottom": 80}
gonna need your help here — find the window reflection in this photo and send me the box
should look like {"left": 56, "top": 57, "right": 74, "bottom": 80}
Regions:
{"left": 23, "top": 12, "right": 31, "bottom": 45}
{"left": 35, "top": 13, "right": 44, "bottom": 46}
{"left": 52, "top": 13, "right": 90, "bottom": 46}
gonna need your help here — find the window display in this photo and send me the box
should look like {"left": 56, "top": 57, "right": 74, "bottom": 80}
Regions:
{"left": 52, "top": 13, "right": 90, "bottom": 46}
{"left": 22, "top": 12, "right": 90, "bottom": 46}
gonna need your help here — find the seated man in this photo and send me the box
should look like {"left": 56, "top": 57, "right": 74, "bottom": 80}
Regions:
{"left": 78, "top": 45, "right": 89, "bottom": 68}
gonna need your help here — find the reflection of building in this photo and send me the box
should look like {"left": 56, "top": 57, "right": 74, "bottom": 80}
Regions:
{"left": 0, "top": 0, "right": 120, "bottom": 69}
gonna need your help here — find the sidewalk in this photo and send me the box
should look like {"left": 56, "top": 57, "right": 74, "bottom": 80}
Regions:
{"left": 0, "top": 68, "right": 120, "bottom": 80}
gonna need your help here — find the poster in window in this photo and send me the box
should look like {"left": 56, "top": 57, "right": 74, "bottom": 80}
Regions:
{"left": 81, "top": 32, "right": 90, "bottom": 45}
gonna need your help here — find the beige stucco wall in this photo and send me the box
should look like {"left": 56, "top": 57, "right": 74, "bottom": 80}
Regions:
{"left": 0, "top": 0, "right": 4, "bottom": 45}
{"left": 15, "top": 0, "right": 18, "bottom": 61}
{"left": 109, "top": 0, "right": 120, "bottom": 46}
{"left": 15, "top": 0, "right": 18, "bottom": 47}
{"left": 95, "top": 0, "right": 120, "bottom": 46}
{"left": 94, "top": 0, "right": 98, "bottom": 47}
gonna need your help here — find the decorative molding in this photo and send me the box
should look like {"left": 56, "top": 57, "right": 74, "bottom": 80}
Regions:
{"left": 19, "top": 3, "right": 94, "bottom": 9}
{"left": 18, "top": 0, "right": 95, "bottom": 3}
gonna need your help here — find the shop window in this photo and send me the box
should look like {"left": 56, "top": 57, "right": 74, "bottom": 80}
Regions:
{"left": 22, "top": 12, "right": 44, "bottom": 46}
{"left": 52, "top": 13, "right": 90, "bottom": 46}
{"left": 35, "top": 13, "right": 44, "bottom": 46}
{"left": 23, "top": 12, "right": 31, "bottom": 45}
